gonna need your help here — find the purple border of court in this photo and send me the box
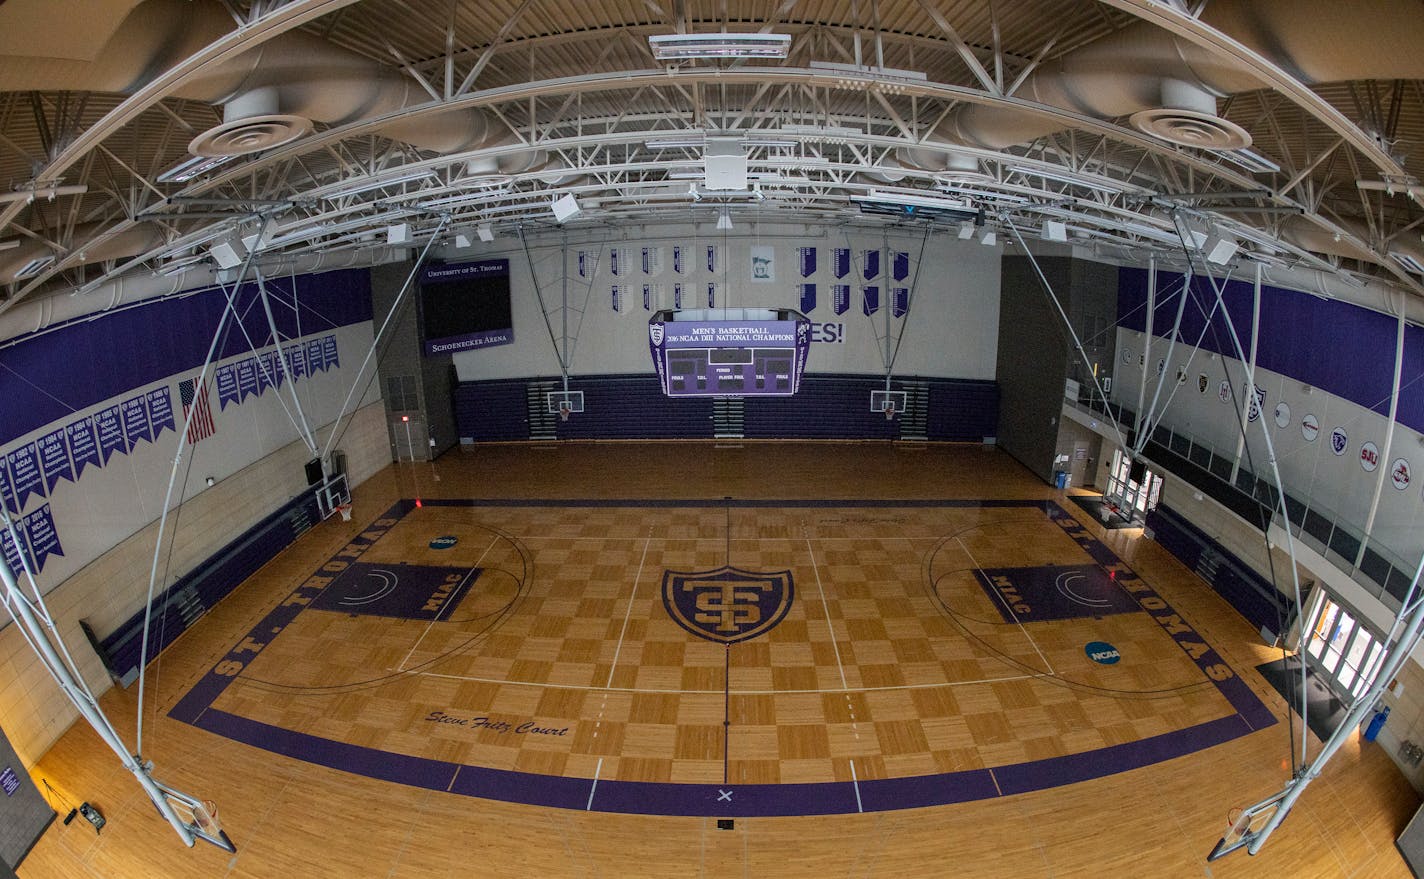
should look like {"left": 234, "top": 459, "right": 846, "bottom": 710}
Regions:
{"left": 170, "top": 498, "right": 1275, "bottom": 817}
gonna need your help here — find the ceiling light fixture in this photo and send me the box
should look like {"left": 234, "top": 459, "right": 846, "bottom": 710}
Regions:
{"left": 157, "top": 154, "right": 236, "bottom": 184}
{"left": 648, "top": 33, "right": 791, "bottom": 60}
{"left": 319, "top": 169, "right": 438, "bottom": 200}
{"left": 0, "top": 184, "right": 88, "bottom": 205}
{"left": 1008, "top": 165, "right": 1127, "bottom": 193}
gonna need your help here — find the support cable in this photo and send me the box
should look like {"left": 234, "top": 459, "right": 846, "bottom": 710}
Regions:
{"left": 254, "top": 267, "right": 318, "bottom": 454}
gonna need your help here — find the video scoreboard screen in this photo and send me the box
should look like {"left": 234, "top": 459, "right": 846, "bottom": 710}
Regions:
{"left": 420, "top": 259, "right": 514, "bottom": 356}
{"left": 648, "top": 308, "right": 811, "bottom": 397}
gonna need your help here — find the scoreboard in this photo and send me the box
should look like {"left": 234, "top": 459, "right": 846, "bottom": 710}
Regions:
{"left": 649, "top": 308, "right": 811, "bottom": 397}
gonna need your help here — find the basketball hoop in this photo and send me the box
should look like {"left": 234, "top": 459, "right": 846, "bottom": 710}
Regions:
{"left": 883, "top": 402, "right": 896, "bottom": 421}
{"left": 558, "top": 403, "right": 572, "bottom": 422}
{"left": 337, "top": 502, "right": 353, "bottom": 522}
{"left": 192, "top": 800, "right": 222, "bottom": 835}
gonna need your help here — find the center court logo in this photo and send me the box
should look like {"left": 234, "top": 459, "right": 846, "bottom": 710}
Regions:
{"left": 662, "top": 566, "right": 793, "bottom": 644}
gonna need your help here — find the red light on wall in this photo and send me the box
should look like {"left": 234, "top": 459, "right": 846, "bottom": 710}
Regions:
{"left": 401, "top": 415, "right": 410, "bottom": 422}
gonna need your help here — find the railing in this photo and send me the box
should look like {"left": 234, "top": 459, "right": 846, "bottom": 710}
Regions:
{"left": 1068, "top": 392, "right": 1420, "bottom": 613}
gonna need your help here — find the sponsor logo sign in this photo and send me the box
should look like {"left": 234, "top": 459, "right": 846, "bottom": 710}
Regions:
{"left": 1218, "top": 380, "right": 1231, "bottom": 404}
{"left": 1301, "top": 414, "right": 1320, "bottom": 442}
{"left": 1361, "top": 441, "right": 1380, "bottom": 472}
{"left": 1391, "top": 458, "right": 1412, "bottom": 490}
{"left": 429, "top": 535, "right": 458, "bottom": 550}
{"left": 1331, "top": 427, "right": 1348, "bottom": 456}
{"left": 1085, "top": 641, "right": 1121, "bottom": 665}
{"left": 1274, "top": 401, "right": 1291, "bottom": 429}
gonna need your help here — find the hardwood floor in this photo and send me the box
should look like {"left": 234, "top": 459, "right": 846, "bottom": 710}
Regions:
{"left": 14, "top": 442, "right": 1420, "bottom": 878}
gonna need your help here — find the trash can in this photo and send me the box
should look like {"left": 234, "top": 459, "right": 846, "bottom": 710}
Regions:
{"left": 1054, "top": 471, "right": 1067, "bottom": 489}
{"left": 1365, "top": 705, "right": 1391, "bottom": 742}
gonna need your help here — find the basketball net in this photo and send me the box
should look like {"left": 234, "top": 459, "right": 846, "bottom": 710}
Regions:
{"left": 192, "top": 800, "right": 222, "bottom": 835}
{"left": 558, "top": 403, "right": 572, "bottom": 422}
{"left": 884, "top": 402, "right": 896, "bottom": 420}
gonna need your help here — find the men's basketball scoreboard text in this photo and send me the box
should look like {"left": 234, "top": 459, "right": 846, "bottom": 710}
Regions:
{"left": 649, "top": 308, "right": 811, "bottom": 397}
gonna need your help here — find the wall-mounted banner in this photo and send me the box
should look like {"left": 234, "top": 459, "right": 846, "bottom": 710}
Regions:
{"left": 750, "top": 245, "right": 775, "bottom": 282}
{"left": 1301, "top": 413, "right": 1320, "bottom": 442}
{"left": 0, "top": 472, "right": 14, "bottom": 520}
{"left": 145, "top": 387, "right": 175, "bottom": 438}
{"left": 705, "top": 245, "right": 718, "bottom": 274}
{"left": 285, "top": 343, "right": 307, "bottom": 380}
{"left": 577, "top": 249, "right": 591, "bottom": 279}
{"left": 1274, "top": 401, "right": 1290, "bottom": 429}
{"left": 893, "top": 251, "right": 910, "bottom": 282}
{"left": 609, "top": 247, "right": 625, "bottom": 277}
{"left": 0, "top": 516, "right": 25, "bottom": 573}
{"left": 800, "top": 283, "right": 816, "bottom": 313}
{"left": 1361, "top": 441, "right": 1380, "bottom": 472}
{"left": 1330, "top": 427, "right": 1348, "bottom": 456}
{"left": 642, "top": 245, "right": 662, "bottom": 276}
{"left": 96, "top": 404, "right": 126, "bottom": 464}
{"left": 798, "top": 246, "right": 817, "bottom": 278}
{"left": 1392, "top": 458, "right": 1412, "bottom": 490}
{"left": 674, "top": 283, "right": 685, "bottom": 310}
{"left": 38, "top": 428, "right": 72, "bottom": 493}
{"left": 121, "top": 394, "right": 152, "bottom": 447}
{"left": 611, "top": 285, "right": 625, "bottom": 313}
{"left": 706, "top": 282, "right": 716, "bottom": 308}
{"left": 832, "top": 247, "right": 850, "bottom": 279}
{"left": 643, "top": 284, "right": 657, "bottom": 311}
{"left": 672, "top": 245, "right": 685, "bottom": 275}
{"left": 832, "top": 284, "right": 850, "bottom": 315}
{"left": 862, "top": 249, "right": 880, "bottom": 280}
{"left": 6, "top": 444, "right": 42, "bottom": 513}
{"left": 237, "top": 358, "right": 259, "bottom": 401}
{"left": 892, "top": 287, "right": 909, "bottom": 317}
{"left": 65, "top": 417, "right": 99, "bottom": 479}
{"left": 216, "top": 364, "right": 239, "bottom": 408}
{"left": 23, "top": 503, "right": 62, "bottom": 572}
{"left": 862, "top": 286, "right": 880, "bottom": 316}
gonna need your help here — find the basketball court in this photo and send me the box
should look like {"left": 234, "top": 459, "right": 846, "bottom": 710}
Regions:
{"left": 17, "top": 442, "right": 1412, "bottom": 878}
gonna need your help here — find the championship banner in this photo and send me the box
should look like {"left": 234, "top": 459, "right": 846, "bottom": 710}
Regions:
{"left": 832, "top": 284, "right": 850, "bottom": 315}
{"left": 798, "top": 246, "right": 817, "bottom": 278}
{"left": 674, "top": 283, "right": 685, "bottom": 310}
{"left": 216, "top": 363, "right": 240, "bottom": 409}
{"left": 0, "top": 515, "right": 27, "bottom": 573}
{"left": 706, "top": 282, "right": 716, "bottom": 308}
{"left": 288, "top": 344, "right": 308, "bottom": 380}
{"left": 23, "top": 504, "right": 62, "bottom": 572}
{"left": 800, "top": 283, "right": 817, "bottom": 313}
{"left": 321, "top": 334, "right": 339, "bottom": 369}
{"left": 862, "top": 249, "right": 880, "bottom": 280}
{"left": 307, "top": 338, "right": 325, "bottom": 372}
{"left": 672, "top": 245, "right": 685, "bottom": 275}
{"left": 706, "top": 245, "right": 718, "bottom": 274}
{"left": 146, "top": 387, "right": 175, "bottom": 438}
{"left": 236, "top": 358, "right": 258, "bottom": 400}
{"left": 121, "top": 394, "right": 152, "bottom": 447}
{"left": 611, "top": 285, "right": 625, "bottom": 313}
{"left": 65, "top": 417, "right": 100, "bottom": 479}
{"left": 6, "top": 443, "right": 42, "bottom": 512}
{"left": 893, "top": 251, "right": 910, "bottom": 281}
{"left": 832, "top": 247, "right": 850, "bottom": 279}
{"left": 38, "top": 427, "right": 72, "bottom": 493}
{"left": 642, "top": 245, "right": 662, "bottom": 276}
{"left": 255, "top": 355, "right": 274, "bottom": 393}
{"left": 892, "top": 287, "right": 909, "bottom": 317}
{"left": 647, "top": 309, "right": 812, "bottom": 397}
{"left": 609, "top": 247, "right": 625, "bottom": 277}
{"left": 643, "top": 284, "right": 656, "bottom": 311}
{"left": 96, "top": 404, "right": 126, "bottom": 464}
{"left": 862, "top": 286, "right": 880, "bottom": 316}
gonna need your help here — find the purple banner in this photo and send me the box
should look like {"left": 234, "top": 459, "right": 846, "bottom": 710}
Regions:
{"left": 706, "top": 283, "right": 716, "bottom": 308}
{"left": 672, "top": 245, "right": 685, "bottom": 275}
{"left": 648, "top": 317, "right": 812, "bottom": 397}
{"left": 216, "top": 364, "right": 240, "bottom": 409}
{"left": 6, "top": 444, "right": 42, "bottom": 512}
{"left": 610, "top": 247, "right": 623, "bottom": 277}
{"left": 321, "top": 335, "right": 339, "bottom": 369}
{"left": 832, "top": 284, "right": 850, "bottom": 315}
{"left": 892, "top": 287, "right": 909, "bottom": 317}
{"left": 22, "top": 504, "right": 61, "bottom": 573}
{"left": 577, "top": 250, "right": 590, "bottom": 278}
{"left": 862, "top": 286, "right": 880, "bottom": 316}
{"left": 288, "top": 345, "right": 307, "bottom": 380}
{"left": 642, "top": 246, "right": 656, "bottom": 275}
{"left": 65, "top": 417, "right": 99, "bottom": 478}
{"left": 893, "top": 251, "right": 910, "bottom": 281}
{"left": 307, "top": 339, "right": 326, "bottom": 373}
{"left": 255, "top": 353, "right": 274, "bottom": 393}
{"left": 706, "top": 245, "right": 717, "bottom": 274}
{"left": 263, "top": 351, "right": 283, "bottom": 388}
{"left": 643, "top": 284, "right": 653, "bottom": 311}
{"left": 0, "top": 516, "right": 27, "bottom": 574}
{"left": 121, "top": 394, "right": 152, "bottom": 447}
{"left": 833, "top": 248, "right": 850, "bottom": 279}
{"left": 799, "top": 246, "right": 817, "bottom": 278}
{"left": 800, "top": 283, "right": 817, "bottom": 313}
{"left": 236, "top": 358, "right": 259, "bottom": 400}
{"left": 96, "top": 404, "right": 126, "bottom": 464}
{"left": 38, "top": 428, "right": 72, "bottom": 492}
{"left": 611, "top": 285, "right": 625, "bottom": 313}
{"left": 862, "top": 250, "right": 880, "bottom": 280}
{"left": 146, "top": 387, "right": 175, "bottom": 437}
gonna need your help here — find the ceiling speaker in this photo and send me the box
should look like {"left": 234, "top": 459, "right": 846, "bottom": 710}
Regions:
{"left": 208, "top": 237, "right": 246, "bottom": 269}
{"left": 386, "top": 223, "right": 411, "bottom": 245}
{"left": 1043, "top": 220, "right": 1068, "bottom": 242}
{"left": 551, "top": 194, "right": 581, "bottom": 223}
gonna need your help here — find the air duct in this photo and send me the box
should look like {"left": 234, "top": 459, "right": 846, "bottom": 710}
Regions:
{"left": 0, "top": 223, "right": 166, "bottom": 285}
{"left": 935, "top": 0, "right": 1424, "bottom": 151}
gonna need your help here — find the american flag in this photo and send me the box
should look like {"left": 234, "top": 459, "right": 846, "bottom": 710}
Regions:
{"left": 179, "top": 377, "right": 216, "bottom": 444}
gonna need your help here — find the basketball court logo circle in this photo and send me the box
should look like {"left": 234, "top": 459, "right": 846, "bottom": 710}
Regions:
{"left": 1360, "top": 441, "right": 1380, "bottom": 472}
{"left": 1085, "top": 641, "right": 1121, "bottom": 665}
{"left": 1330, "top": 427, "right": 1348, "bottom": 456}
{"left": 1391, "top": 458, "right": 1412, "bottom": 491}
{"left": 1301, "top": 414, "right": 1319, "bottom": 442}
{"left": 429, "top": 535, "right": 459, "bottom": 550}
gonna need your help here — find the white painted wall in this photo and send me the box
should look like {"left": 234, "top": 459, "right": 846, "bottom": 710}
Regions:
{"left": 442, "top": 220, "right": 1001, "bottom": 383}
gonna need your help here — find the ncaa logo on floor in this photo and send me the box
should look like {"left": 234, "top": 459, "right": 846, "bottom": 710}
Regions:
{"left": 1085, "top": 641, "right": 1121, "bottom": 664}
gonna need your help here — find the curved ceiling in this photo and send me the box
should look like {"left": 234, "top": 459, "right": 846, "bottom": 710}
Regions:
{"left": 0, "top": 0, "right": 1422, "bottom": 317}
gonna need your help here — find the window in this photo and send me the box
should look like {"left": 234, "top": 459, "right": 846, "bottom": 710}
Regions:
{"left": 1303, "top": 595, "right": 1386, "bottom": 705}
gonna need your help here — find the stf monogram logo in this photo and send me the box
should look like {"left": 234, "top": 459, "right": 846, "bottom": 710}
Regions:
{"left": 662, "top": 566, "right": 793, "bottom": 644}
